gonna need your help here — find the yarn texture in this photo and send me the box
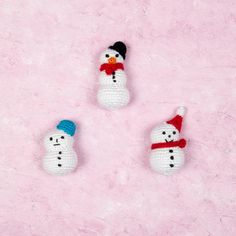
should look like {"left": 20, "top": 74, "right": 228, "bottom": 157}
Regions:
{"left": 57, "top": 120, "right": 76, "bottom": 136}
{"left": 43, "top": 120, "right": 78, "bottom": 175}
{"left": 149, "top": 107, "right": 187, "bottom": 175}
{"left": 97, "top": 41, "right": 130, "bottom": 110}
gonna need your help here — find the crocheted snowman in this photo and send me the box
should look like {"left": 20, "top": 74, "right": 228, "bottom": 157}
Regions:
{"left": 43, "top": 120, "right": 78, "bottom": 175}
{"left": 97, "top": 41, "right": 130, "bottom": 109}
{"left": 150, "top": 107, "right": 187, "bottom": 175}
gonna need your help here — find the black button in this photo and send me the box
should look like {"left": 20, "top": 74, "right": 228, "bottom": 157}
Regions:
{"left": 112, "top": 75, "right": 115, "bottom": 79}
{"left": 59, "top": 151, "right": 62, "bottom": 154}
{"left": 57, "top": 157, "right": 61, "bottom": 160}
{"left": 112, "top": 72, "right": 115, "bottom": 75}
{"left": 169, "top": 149, "right": 173, "bottom": 153}
{"left": 113, "top": 80, "right": 116, "bottom": 82}
{"left": 58, "top": 164, "right": 62, "bottom": 167}
{"left": 170, "top": 156, "right": 174, "bottom": 160}
{"left": 169, "top": 164, "right": 174, "bottom": 168}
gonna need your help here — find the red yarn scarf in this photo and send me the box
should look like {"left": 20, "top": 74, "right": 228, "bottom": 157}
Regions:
{"left": 151, "top": 139, "right": 187, "bottom": 150}
{"left": 100, "top": 63, "right": 124, "bottom": 75}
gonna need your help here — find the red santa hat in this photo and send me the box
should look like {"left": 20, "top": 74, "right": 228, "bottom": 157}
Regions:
{"left": 166, "top": 107, "right": 185, "bottom": 132}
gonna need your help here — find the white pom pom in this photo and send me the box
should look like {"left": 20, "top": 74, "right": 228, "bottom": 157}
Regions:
{"left": 176, "top": 106, "right": 186, "bottom": 117}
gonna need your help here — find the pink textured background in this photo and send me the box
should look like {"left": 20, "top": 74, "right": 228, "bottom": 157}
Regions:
{"left": 0, "top": 0, "right": 236, "bottom": 235}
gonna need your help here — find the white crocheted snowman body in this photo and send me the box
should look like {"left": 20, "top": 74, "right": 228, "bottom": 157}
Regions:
{"left": 97, "top": 43, "right": 130, "bottom": 110}
{"left": 150, "top": 122, "right": 185, "bottom": 175}
{"left": 97, "top": 68, "right": 129, "bottom": 109}
{"left": 43, "top": 130, "right": 78, "bottom": 175}
{"left": 150, "top": 146, "right": 185, "bottom": 175}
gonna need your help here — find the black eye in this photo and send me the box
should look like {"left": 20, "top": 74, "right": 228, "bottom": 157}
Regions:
{"left": 173, "top": 131, "right": 176, "bottom": 135}
{"left": 49, "top": 137, "right": 53, "bottom": 141}
{"left": 162, "top": 131, "right": 166, "bottom": 135}
{"left": 105, "top": 54, "right": 109, "bottom": 58}
{"left": 61, "top": 136, "right": 64, "bottom": 139}
{"left": 115, "top": 54, "right": 119, "bottom": 57}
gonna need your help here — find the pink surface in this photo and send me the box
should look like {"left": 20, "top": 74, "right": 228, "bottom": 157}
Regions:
{"left": 0, "top": 0, "right": 236, "bottom": 235}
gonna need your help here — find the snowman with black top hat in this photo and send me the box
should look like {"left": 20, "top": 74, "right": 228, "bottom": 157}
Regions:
{"left": 97, "top": 41, "right": 130, "bottom": 110}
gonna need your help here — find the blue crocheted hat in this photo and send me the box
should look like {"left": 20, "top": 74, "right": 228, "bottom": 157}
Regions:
{"left": 56, "top": 120, "right": 76, "bottom": 136}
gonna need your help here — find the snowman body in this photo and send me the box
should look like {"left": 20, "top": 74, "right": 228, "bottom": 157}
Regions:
{"left": 149, "top": 122, "right": 185, "bottom": 175}
{"left": 150, "top": 146, "right": 184, "bottom": 175}
{"left": 43, "top": 129, "right": 78, "bottom": 175}
{"left": 98, "top": 68, "right": 129, "bottom": 109}
{"left": 97, "top": 43, "right": 130, "bottom": 110}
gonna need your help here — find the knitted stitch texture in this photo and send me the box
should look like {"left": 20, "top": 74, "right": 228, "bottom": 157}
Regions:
{"left": 97, "top": 42, "right": 130, "bottom": 110}
{"left": 149, "top": 107, "right": 187, "bottom": 175}
{"left": 57, "top": 120, "right": 76, "bottom": 136}
{"left": 43, "top": 121, "right": 78, "bottom": 175}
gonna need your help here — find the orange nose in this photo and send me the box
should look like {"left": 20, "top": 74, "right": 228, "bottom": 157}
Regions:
{"left": 108, "top": 57, "right": 116, "bottom": 64}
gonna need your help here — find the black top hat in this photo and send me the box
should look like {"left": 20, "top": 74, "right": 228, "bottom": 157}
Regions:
{"left": 109, "top": 41, "right": 127, "bottom": 60}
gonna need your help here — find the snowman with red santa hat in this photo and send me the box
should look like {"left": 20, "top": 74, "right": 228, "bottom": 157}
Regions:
{"left": 150, "top": 107, "right": 187, "bottom": 175}
{"left": 97, "top": 41, "right": 130, "bottom": 110}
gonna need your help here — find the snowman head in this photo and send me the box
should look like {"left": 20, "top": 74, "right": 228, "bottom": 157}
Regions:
{"left": 151, "top": 123, "right": 180, "bottom": 143}
{"left": 100, "top": 49, "right": 124, "bottom": 64}
{"left": 151, "top": 107, "right": 186, "bottom": 144}
{"left": 44, "top": 129, "right": 74, "bottom": 151}
{"left": 100, "top": 41, "right": 126, "bottom": 64}
{"left": 44, "top": 120, "right": 76, "bottom": 151}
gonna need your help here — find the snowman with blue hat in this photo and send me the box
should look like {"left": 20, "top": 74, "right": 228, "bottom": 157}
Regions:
{"left": 43, "top": 120, "right": 78, "bottom": 175}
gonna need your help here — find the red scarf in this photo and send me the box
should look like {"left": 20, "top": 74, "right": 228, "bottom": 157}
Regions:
{"left": 151, "top": 139, "right": 187, "bottom": 150}
{"left": 100, "top": 63, "right": 124, "bottom": 75}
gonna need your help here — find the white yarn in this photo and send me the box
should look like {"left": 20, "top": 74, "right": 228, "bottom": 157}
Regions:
{"left": 150, "top": 147, "right": 185, "bottom": 175}
{"left": 176, "top": 106, "right": 185, "bottom": 116}
{"left": 97, "top": 48, "right": 130, "bottom": 110}
{"left": 43, "top": 130, "right": 78, "bottom": 175}
{"left": 150, "top": 123, "right": 185, "bottom": 175}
